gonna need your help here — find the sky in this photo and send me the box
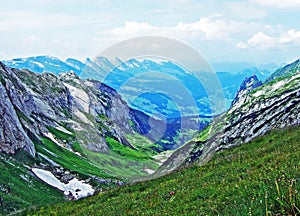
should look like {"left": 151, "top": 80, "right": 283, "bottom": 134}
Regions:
{"left": 1, "top": 0, "right": 300, "bottom": 65}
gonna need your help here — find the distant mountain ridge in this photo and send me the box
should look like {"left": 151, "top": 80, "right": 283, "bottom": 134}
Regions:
{"left": 212, "top": 61, "right": 280, "bottom": 75}
{"left": 3, "top": 55, "right": 85, "bottom": 75}
{"left": 3, "top": 55, "right": 273, "bottom": 117}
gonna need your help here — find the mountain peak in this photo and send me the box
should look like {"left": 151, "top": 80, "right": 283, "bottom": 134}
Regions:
{"left": 231, "top": 75, "right": 262, "bottom": 106}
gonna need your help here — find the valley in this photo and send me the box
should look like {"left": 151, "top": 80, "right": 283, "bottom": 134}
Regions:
{"left": 0, "top": 57, "right": 299, "bottom": 215}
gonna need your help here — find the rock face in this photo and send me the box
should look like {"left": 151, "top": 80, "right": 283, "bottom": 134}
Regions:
{"left": 0, "top": 61, "right": 162, "bottom": 156}
{"left": 231, "top": 75, "right": 262, "bottom": 106}
{"left": 0, "top": 63, "right": 35, "bottom": 156}
{"left": 157, "top": 59, "right": 300, "bottom": 174}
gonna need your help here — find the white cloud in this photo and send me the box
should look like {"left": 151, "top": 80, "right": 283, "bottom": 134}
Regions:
{"left": 248, "top": 32, "right": 276, "bottom": 48}
{"left": 236, "top": 29, "right": 300, "bottom": 49}
{"left": 280, "top": 29, "right": 300, "bottom": 44}
{"left": 1, "top": 0, "right": 299, "bottom": 64}
{"left": 250, "top": 0, "right": 300, "bottom": 8}
{"left": 105, "top": 15, "right": 246, "bottom": 42}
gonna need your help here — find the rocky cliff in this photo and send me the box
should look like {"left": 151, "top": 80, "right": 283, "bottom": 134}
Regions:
{"left": 0, "top": 62, "right": 139, "bottom": 155}
{"left": 0, "top": 64, "right": 35, "bottom": 156}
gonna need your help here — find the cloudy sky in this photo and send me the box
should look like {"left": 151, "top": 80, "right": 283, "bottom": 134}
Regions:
{"left": 1, "top": 0, "right": 300, "bottom": 64}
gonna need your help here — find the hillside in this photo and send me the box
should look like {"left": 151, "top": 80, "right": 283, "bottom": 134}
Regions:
{"left": 25, "top": 126, "right": 300, "bottom": 215}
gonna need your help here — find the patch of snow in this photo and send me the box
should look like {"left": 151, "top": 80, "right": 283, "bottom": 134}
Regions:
{"left": 64, "top": 178, "right": 94, "bottom": 199}
{"left": 42, "top": 147, "right": 57, "bottom": 157}
{"left": 144, "top": 169, "right": 155, "bottom": 174}
{"left": 43, "top": 132, "right": 64, "bottom": 148}
{"left": 20, "top": 174, "right": 30, "bottom": 182}
{"left": 4, "top": 160, "right": 15, "bottom": 167}
{"left": 74, "top": 152, "right": 81, "bottom": 156}
{"left": 33, "top": 61, "right": 45, "bottom": 68}
{"left": 136, "top": 57, "right": 166, "bottom": 64}
{"left": 42, "top": 132, "right": 82, "bottom": 155}
{"left": 32, "top": 168, "right": 65, "bottom": 191}
{"left": 32, "top": 168, "right": 94, "bottom": 200}
{"left": 44, "top": 61, "right": 60, "bottom": 67}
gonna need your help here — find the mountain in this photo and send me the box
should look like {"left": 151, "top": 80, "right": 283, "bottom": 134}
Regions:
{"left": 1, "top": 57, "right": 299, "bottom": 215}
{"left": 0, "top": 61, "right": 182, "bottom": 213}
{"left": 4, "top": 56, "right": 273, "bottom": 118}
{"left": 155, "top": 58, "right": 300, "bottom": 175}
{"left": 82, "top": 57, "right": 215, "bottom": 118}
{"left": 0, "top": 61, "right": 180, "bottom": 173}
{"left": 2, "top": 56, "right": 275, "bottom": 151}
{"left": 83, "top": 57, "right": 275, "bottom": 116}
{"left": 212, "top": 61, "right": 280, "bottom": 75}
{"left": 0, "top": 56, "right": 210, "bottom": 149}
{"left": 3, "top": 56, "right": 215, "bottom": 147}
{"left": 2, "top": 55, "right": 85, "bottom": 75}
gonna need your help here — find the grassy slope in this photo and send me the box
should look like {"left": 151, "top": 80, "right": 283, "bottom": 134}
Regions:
{"left": 44, "top": 126, "right": 159, "bottom": 180}
{"left": 0, "top": 151, "right": 65, "bottom": 215}
{"left": 25, "top": 126, "right": 300, "bottom": 215}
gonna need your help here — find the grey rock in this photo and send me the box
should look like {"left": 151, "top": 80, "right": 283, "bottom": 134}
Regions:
{"left": 0, "top": 63, "right": 35, "bottom": 156}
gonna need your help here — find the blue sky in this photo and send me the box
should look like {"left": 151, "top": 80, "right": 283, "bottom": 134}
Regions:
{"left": 1, "top": 0, "right": 300, "bottom": 64}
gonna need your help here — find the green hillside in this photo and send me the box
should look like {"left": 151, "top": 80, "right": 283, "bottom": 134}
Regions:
{"left": 24, "top": 126, "right": 300, "bottom": 215}
{"left": 0, "top": 151, "right": 65, "bottom": 215}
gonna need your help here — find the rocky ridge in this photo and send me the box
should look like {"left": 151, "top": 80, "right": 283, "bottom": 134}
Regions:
{"left": 231, "top": 75, "right": 262, "bottom": 106}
